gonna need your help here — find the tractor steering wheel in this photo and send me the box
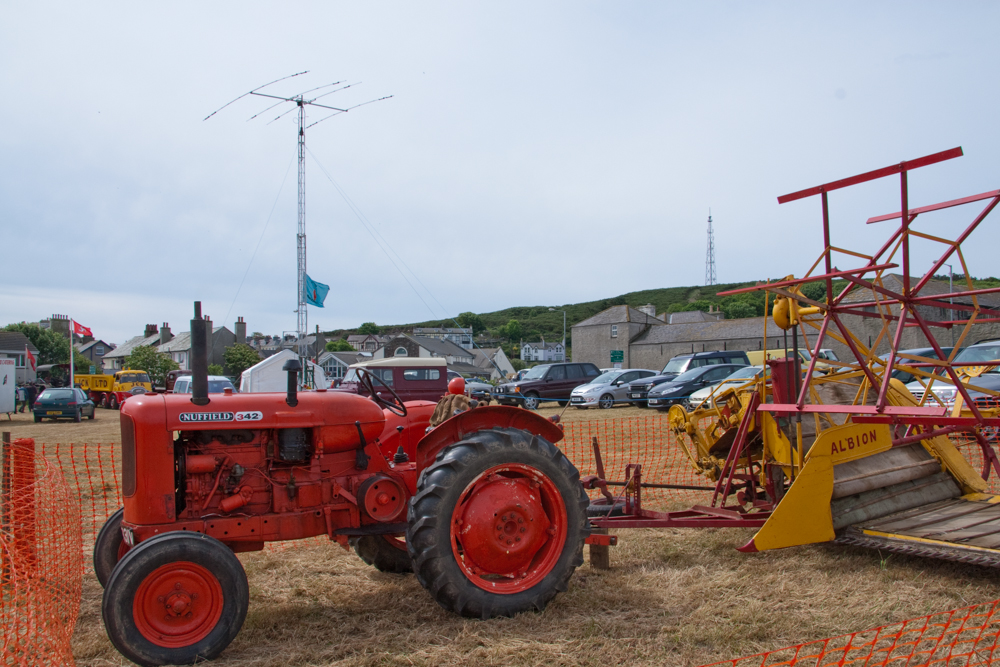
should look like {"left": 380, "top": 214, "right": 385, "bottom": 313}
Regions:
{"left": 357, "top": 368, "right": 408, "bottom": 417}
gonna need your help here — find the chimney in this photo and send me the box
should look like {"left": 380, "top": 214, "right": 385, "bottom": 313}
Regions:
{"left": 159, "top": 322, "right": 173, "bottom": 345}
{"left": 204, "top": 314, "right": 213, "bottom": 365}
{"left": 235, "top": 316, "right": 247, "bottom": 345}
{"left": 144, "top": 324, "right": 158, "bottom": 338}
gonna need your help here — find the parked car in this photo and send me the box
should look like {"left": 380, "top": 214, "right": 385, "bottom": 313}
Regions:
{"left": 336, "top": 357, "right": 448, "bottom": 403}
{"left": 33, "top": 387, "right": 96, "bottom": 423}
{"left": 493, "top": 362, "right": 602, "bottom": 410}
{"left": 627, "top": 351, "right": 751, "bottom": 406}
{"left": 165, "top": 369, "right": 190, "bottom": 392}
{"left": 647, "top": 364, "right": 747, "bottom": 410}
{"left": 172, "top": 375, "right": 238, "bottom": 394}
{"left": 686, "top": 365, "right": 765, "bottom": 409}
{"left": 881, "top": 347, "right": 958, "bottom": 385}
{"left": 570, "top": 368, "right": 658, "bottom": 409}
{"left": 464, "top": 377, "right": 494, "bottom": 402}
{"left": 905, "top": 342, "right": 1000, "bottom": 406}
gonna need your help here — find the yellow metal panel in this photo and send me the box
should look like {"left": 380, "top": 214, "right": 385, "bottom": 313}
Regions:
{"left": 750, "top": 454, "right": 834, "bottom": 551}
{"left": 751, "top": 423, "right": 889, "bottom": 552}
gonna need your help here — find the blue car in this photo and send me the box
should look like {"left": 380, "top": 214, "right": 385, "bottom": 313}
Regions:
{"left": 33, "top": 387, "right": 96, "bottom": 423}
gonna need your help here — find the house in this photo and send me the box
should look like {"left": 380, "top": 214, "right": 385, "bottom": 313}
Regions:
{"left": 0, "top": 332, "right": 40, "bottom": 383}
{"left": 159, "top": 325, "right": 236, "bottom": 371}
{"left": 412, "top": 327, "right": 473, "bottom": 350}
{"left": 318, "top": 350, "right": 365, "bottom": 382}
{"left": 347, "top": 334, "right": 388, "bottom": 352}
{"left": 374, "top": 334, "right": 476, "bottom": 366}
{"left": 102, "top": 327, "right": 162, "bottom": 371}
{"left": 75, "top": 339, "right": 115, "bottom": 373}
{"left": 521, "top": 340, "right": 565, "bottom": 362}
{"left": 472, "top": 347, "right": 516, "bottom": 380}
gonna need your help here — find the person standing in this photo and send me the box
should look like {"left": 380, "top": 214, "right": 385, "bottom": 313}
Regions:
{"left": 25, "top": 383, "right": 38, "bottom": 412}
{"left": 16, "top": 384, "right": 26, "bottom": 412}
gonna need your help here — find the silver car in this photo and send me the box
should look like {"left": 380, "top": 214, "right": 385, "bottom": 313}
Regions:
{"left": 685, "top": 365, "right": 765, "bottom": 409}
{"left": 570, "top": 368, "right": 658, "bottom": 409}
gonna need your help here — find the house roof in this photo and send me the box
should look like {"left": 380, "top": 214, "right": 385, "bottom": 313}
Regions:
{"left": 158, "top": 327, "right": 227, "bottom": 353}
{"left": 399, "top": 334, "right": 471, "bottom": 358}
{"left": 103, "top": 334, "right": 160, "bottom": 359}
{"left": 842, "top": 274, "right": 1000, "bottom": 309}
{"left": 0, "top": 332, "right": 39, "bottom": 354}
{"left": 668, "top": 310, "right": 722, "bottom": 324}
{"left": 318, "top": 351, "right": 364, "bottom": 366}
{"left": 573, "top": 305, "right": 662, "bottom": 328}
{"left": 449, "top": 362, "right": 488, "bottom": 376}
{"left": 524, "top": 341, "right": 563, "bottom": 350}
{"left": 630, "top": 317, "right": 767, "bottom": 345}
{"left": 472, "top": 347, "right": 501, "bottom": 366}
{"left": 75, "top": 339, "right": 112, "bottom": 353}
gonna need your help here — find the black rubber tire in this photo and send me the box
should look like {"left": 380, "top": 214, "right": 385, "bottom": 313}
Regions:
{"left": 521, "top": 392, "right": 540, "bottom": 410}
{"left": 407, "top": 427, "right": 589, "bottom": 619}
{"left": 102, "top": 532, "right": 248, "bottom": 666}
{"left": 75, "top": 408, "right": 82, "bottom": 423}
{"left": 557, "top": 400, "right": 569, "bottom": 407}
{"left": 94, "top": 508, "right": 126, "bottom": 587}
{"left": 598, "top": 394, "right": 614, "bottom": 410}
{"left": 88, "top": 410, "right": 95, "bottom": 420}
{"left": 110, "top": 395, "right": 119, "bottom": 410}
{"left": 350, "top": 535, "right": 413, "bottom": 574}
{"left": 586, "top": 500, "right": 627, "bottom": 518}
{"left": 33, "top": 414, "right": 41, "bottom": 423}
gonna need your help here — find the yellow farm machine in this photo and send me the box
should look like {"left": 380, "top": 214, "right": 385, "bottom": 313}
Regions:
{"left": 589, "top": 146, "right": 1000, "bottom": 567}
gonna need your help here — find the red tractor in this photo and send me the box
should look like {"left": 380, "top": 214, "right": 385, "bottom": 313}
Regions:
{"left": 94, "top": 304, "right": 590, "bottom": 666}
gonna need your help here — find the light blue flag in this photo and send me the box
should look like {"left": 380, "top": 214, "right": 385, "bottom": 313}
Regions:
{"left": 303, "top": 274, "right": 330, "bottom": 308}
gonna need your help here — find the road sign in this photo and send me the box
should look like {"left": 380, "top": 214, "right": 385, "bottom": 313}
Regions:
{"left": 90, "top": 365, "right": 96, "bottom": 375}
{"left": 610, "top": 350, "right": 624, "bottom": 363}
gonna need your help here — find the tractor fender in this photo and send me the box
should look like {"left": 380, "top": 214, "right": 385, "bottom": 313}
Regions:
{"left": 415, "top": 405, "right": 564, "bottom": 472}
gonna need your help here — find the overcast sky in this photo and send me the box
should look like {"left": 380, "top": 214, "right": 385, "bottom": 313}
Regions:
{"left": 3, "top": 2, "right": 1000, "bottom": 345}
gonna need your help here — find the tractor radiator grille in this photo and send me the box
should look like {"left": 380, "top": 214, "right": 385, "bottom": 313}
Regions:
{"left": 121, "top": 414, "right": 136, "bottom": 497}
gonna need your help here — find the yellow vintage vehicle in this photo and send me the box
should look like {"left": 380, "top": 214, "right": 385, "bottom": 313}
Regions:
{"left": 76, "top": 370, "right": 153, "bottom": 409}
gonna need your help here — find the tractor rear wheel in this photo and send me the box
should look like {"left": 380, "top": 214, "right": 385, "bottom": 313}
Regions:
{"left": 94, "top": 508, "right": 129, "bottom": 587}
{"left": 350, "top": 535, "right": 412, "bottom": 573}
{"left": 407, "top": 427, "right": 589, "bottom": 619}
{"left": 102, "top": 532, "right": 248, "bottom": 666}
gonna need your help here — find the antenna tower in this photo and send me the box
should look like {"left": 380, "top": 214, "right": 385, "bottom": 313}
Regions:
{"left": 705, "top": 209, "right": 717, "bottom": 286}
{"left": 206, "top": 72, "right": 392, "bottom": 364}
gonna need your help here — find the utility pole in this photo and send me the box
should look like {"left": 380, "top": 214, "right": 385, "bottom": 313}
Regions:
{"left": 705, "top": 209, "right": 717, "bottom": 286}
{"left": 206, "top": 72, "right": 391, "bottom": 372}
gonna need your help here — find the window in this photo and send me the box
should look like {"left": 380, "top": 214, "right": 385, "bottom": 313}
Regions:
{"left": 378, "top": 369, "right": 394, "bottom": 385}
{"left": 394, "top": 347, "right": 408, "bottom": 357}
{"left": 403, "top": 369, "right": 441, "bottom": 381}
{"left": 611, "top": 325, "right": 618, "bottom": 338}
{"left": 584, "top": 366, "right": 600, "bottom": 377}
{"left": 547, "top": 366, "right": 566, "bottom": 380}
{"left": 566, "top": 365, "right": 583, "bottom": 379}
{"left": 96, "top": 345, "right": 104, "bottom": 355}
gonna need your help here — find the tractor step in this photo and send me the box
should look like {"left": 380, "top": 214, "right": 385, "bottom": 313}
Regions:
{"left": 836, "top": 496, "right": 1000, "bottom": 569}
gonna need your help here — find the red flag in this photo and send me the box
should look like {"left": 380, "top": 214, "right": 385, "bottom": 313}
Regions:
{"left": 73, "top": 320, "right": 92, "bottom": 337}
{"left": 25, "top": 345, "right": 35, "bottom": 371}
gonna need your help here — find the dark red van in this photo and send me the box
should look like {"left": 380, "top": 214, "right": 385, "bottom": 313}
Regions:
{"left": 334, "top": 357, "right": 449, "bottom": 403}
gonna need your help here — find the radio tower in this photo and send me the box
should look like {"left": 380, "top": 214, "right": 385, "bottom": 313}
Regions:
{"left": 206, "top": 72, "right": 391, "bottom": 363}
{"left": 705, "top": 209, "right": 717, "bottom": 286}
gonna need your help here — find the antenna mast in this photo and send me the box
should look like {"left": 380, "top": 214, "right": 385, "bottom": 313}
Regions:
{"left": 205, "top": 73, "right": 392, "bottom": 367}
{"left": 705, "top": 209, "right": 717, "bottom": 286}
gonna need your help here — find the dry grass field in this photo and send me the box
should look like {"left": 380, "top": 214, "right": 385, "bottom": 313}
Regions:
{"left": 6, "top": 402, "right": 1000, "bottom": 666}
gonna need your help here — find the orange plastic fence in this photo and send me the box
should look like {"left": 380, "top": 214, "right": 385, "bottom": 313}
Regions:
{"left": 700, "top": 598, "right": 1000, "bottom": 667}
{"left": 1, "top": 438, "right": 82, "bottom": 667}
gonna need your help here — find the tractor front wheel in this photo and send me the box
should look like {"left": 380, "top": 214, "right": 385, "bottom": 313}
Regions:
{"left": 350, "top": 534, "right": 413, "bottom": 573}
{"left": 94, "top": 508, "right": 129, "bottom": 587}
{"left": 407, "top": 428, "right": 589, "bottom": 619}
{"left": 102, "top": 532, "right": 248, "bottom": 666}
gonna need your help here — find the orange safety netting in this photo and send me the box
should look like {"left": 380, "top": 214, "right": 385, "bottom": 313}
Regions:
{"left": 1, "top": 438, "right": 82, "bottom": 667}
{"left": 561, "top": 415, "right": 716, "bottom": 504}
{"left": 700, "top": 598, "right": 1000, "bottom": 667}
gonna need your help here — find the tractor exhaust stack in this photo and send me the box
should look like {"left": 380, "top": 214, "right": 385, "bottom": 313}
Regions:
{"left": 190, "top": 301, "right": 210, "bottom": 406}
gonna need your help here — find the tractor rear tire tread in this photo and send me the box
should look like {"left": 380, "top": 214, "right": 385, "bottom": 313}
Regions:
{"left": 350, "top": 535, "right": 413, "bottom": 574}
{"left": 407, "top": 427, "right": 589, "bottom": 619}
